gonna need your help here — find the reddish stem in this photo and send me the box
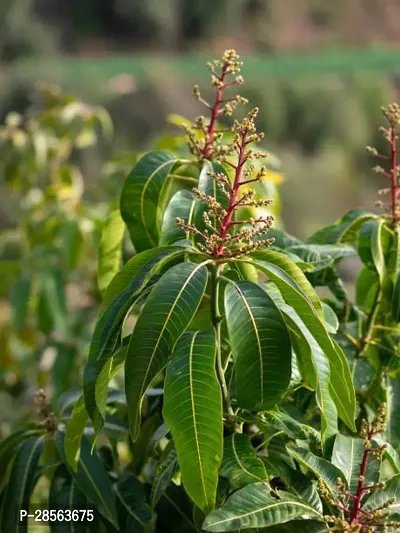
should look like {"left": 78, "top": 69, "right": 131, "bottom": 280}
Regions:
{"left": 349, "top": 430, "right": 374, "bottom": 524}
{"left": 215, "top": 131, "right": 248, "bottom": 256}
{"left": 202, "top": 65, "right": 228, "bottom": 160}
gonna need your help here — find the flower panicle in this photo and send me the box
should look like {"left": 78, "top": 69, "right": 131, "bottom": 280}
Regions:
{"left": 178, "top": 66, "right": 275, "bottom": 258}
{"left": 322, "top": 404, "right": 400, "bottom": 532}
{"left": 368, "top": 103, "right": 400, "bottom": 225}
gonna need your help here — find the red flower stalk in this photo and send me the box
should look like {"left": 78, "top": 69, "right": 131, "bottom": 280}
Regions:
{"left": 369, "top": 103, "right": 400, "bottom": 225}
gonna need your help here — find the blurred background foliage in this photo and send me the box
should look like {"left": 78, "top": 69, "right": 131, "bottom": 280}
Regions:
{"left": 1, "top": 0, "right": 400, "bottom": 431}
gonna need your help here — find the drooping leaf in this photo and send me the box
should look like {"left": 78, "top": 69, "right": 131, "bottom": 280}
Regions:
{"left": 252, "top": 249, "right": 323, "bottom": 317}
{"left": 0, "top": 429, "right": 42, "bottom": 489}
{"left": 386, "top": 377, "right": 400, "bottom": 448}
{"left": 97, "top": 201, "right": 125, "bottom": 295}
{"left": 151, "top": 449, "right": 178, "bottom": 509}
{"left": 163, "top": 329, "right": 222, "bottom": 513}
{"left": 126, "top": 261, "right": 208, "bottom": 440}
{"left": 64, "top": 395, "right": 89, "bottom": 471}
{"left": 278, "top": 303, "right": 338, "bottom": 451}
{"left": 358, "top": 218, "right": 388, "bottom": 282}
{"left": 252, "top": 256, "right": 356, "bottom": 432}
{"left": 160, "top": 190, "right": 196, "bottom": 245}
{"left": 55, "top": 431, "right": 118, "bottom": 528}
{"left": 224, "top": 280, "right": 292, "bottom": 410}
{"left": 282, "top": 469, "right": 323, "bottom": 514}
{"left": 307, "top": 209, "right": 375, "bottom": 245}
{"left": 220, "top": 433, "right": 267, "bottom": 489}
{"left": 120, "top": 150, "right": 177, "bottom": 251}
{"left": 0, "top": 435, "right": 45, "bottom": 533}
{"left": 202, "top": 483, "right": 323, "bottom": 532}
{"left": 49, "top": 464, "right": 88, "bottom": 533}
{"left": 115, "top": 473, "right": 153, "bottom": 532}
{"left": 288, "top": 447, "right": 346, "bottom": 497}
{"left": 84, "top": 246, "right": 183, "bottom": 432}
{"left": 392, "top": 274, "right": 400, "bottom": 322}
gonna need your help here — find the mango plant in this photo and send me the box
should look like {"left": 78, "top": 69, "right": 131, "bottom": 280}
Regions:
{"left": 3, "top": 51, "right": 400, "bottom": 533}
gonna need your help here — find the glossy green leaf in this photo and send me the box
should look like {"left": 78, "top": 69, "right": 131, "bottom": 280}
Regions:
{"left": 120, "top": 150, "right": 177, "bottom": 251}
{"left": 55, "top": 431, "right": 118, "bottom": 528}
{"left": 283, "top": 469, "right": 323, "bottom": 514}
{"left": 220, "top": 434, "right": 267, "bottom": 489}
{"left": 64, "top": 395, "right": 89, "bottom": 471}
{"left": 0, "top": 435, "right": 45, "bottom": 533}
{"left": 252, "top": 249, "right": 323, "bottom": 317}
{"left": 331, "top": 435, "right": 374, "bottom": 494}
{"left": 278, "top": 303, "right": 338, "bottom": 450}
{"left": 97, "top": 201, "right": 125, "bottom": 294}
{"left": 0, "top": 429, "right": 42, "bottom": 489}
{"left": 252, "top": 257, "right": 356, "bottom": 432}
{"left": 392, "top": 274, "right": 400, "bottom": 322}
{"left": 151, "top": 449, "right": 178, "bottom": 509}
{"left": 363, "top": 473, "right": 400, "bottom": 519}
{"left": 386, "top": 378, "right": 400, "bottom": 448}
{"left": 288, "top": 447, "right": 346, "bottom": 497}
{"left": 358, "top": 218, "right": 387, "bottom": 282}
{"left": 321, "top": 302, "right": 339, "bottom": 334}
{"left": 115, "top": 473, "right": 153, "bottom": 532}
{"left": 224, "top": 280, "right": 292, "bottom": 410}
{"left": 164, "top": 329, "right": 222, "bottom": 513}
{"left": 202, "top": 483, "right": 323, "bottom": 532}
{"left": 262, "top": 520, "right": 327, "bottom": 533}
{"left": 356, "top": 266, "right": 379, "bottom": 311}
{"left": 84, "top": 246, "right": 183, "bottom": 431}
{"left": 49, "top": 464, "right": 87, "bottom": 533}
{"left": 126, "top": 261, "right": 208, "bottom": 440}
{"left": 10, "top": 276, "right": 31, "bottom": 331}
{"left": 160, "top": 190, "right": 196, "bottom": 245}
{"left": 307, "top": 209, "right": 375, "bottom": 245}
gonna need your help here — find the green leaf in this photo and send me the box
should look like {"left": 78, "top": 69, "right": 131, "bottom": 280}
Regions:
{"left": 386, "top": 377, "right": 400, "bottom": 448}
{"left": 251, "top": 249, "right": 323, "bottom": 317}
{"left": 252, "top": 256, "right": 356, "bottom": 432}
{"left": 392, "top": 274, "right": 400, "bottom": 322}
{"left": 126, "top": 261, "right": 208, "bottom": 440}
{"left": 0, "top": 435, "right": 45, "bottom": 533}
{"left": 362, "top": 473, "right": 400, "bottom": 519}
{"left": 64, "top": 395, "right": 89, "bottom": 471}
{"left": 261, "top": 520, "right": 327, "bottom": 533}
{"left": 283, "top": 469, "right": 323, "bottom": 514}
{"left": 278, "top": 303, "right": 338, "bottom": 450}
{"left": 202, "top": 483, "right": 322, "bottom": 532}
{"left": 84, "top": 246, "right": 183, "bottom": 431}
{"left": 220, "top": 434, "right": 267, "bottom": 489}
{"left": 58, "top": 220, "right": 83, "bottom": 271}
{"left": 160, "top": 190, "right": 196, "bottom": 245}
{"left": 321, "top": 302, "right": 339, "bottom": 334}
{"left": 49, "top": 464, "right": 87, "bottom": 533}
{"left": 307, "top": 209, "right": 375, "bottom": 245}
{"left": 164, "top": 329, "right": 222, "bottom": 513}
{"left": 97, "top": 201, "right": 125, "bottom": 295}
{"left": 55, "top": 431, "right": 118, "bottom": 528}
{"left": 115, "top": 474, "right": 153, "bottom": 532}
{"left": 10, "top": 276, "right": 31, "bottom": 331}
{"left": 120, "top": 150, "right": 177, "bottom": 251}
{"left": 358, "top": 218, "right": 388, "bottom": 282}
{"left": 38, "top": 269, "right": 68, "bottom": 337}
{"left": 331, "top": 435, "right": 371, "bottom": 494}
{"left": 151, "top": 449, "right": 178, "bottom": 509}
{"left": 288, "top": 447, "right": 346, "bottom": 497}
{"left": 224, "top": 280, "right": 292, "bottom": 410}
{"left": 0, "top": 429, "right": 42, "bottom": 489}
{"left": 262, "top": 411, "right": 310, "bottom": 441}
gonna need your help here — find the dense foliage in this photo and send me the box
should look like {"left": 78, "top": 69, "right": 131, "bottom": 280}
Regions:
{"left": 1, "top": 50, "right": 400, "bottom": 533}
